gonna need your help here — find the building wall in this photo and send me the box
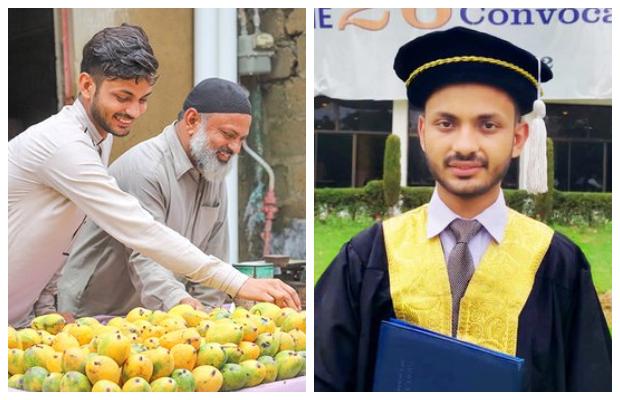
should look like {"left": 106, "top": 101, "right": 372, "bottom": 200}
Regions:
{"left": 239, "top": 8, "right": 306, "bottom": 261}
{"left": 70, "top": 8, "right": 193, "bottom": 162}
{"left": 68, "top": 8, "right": 306, "bottom": 261}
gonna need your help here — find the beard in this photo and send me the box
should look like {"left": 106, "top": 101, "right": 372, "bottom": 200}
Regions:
{"left": 90, "top": 91, "right": 133, "bottom": 137}
{"left": 425, "top": 151, "right": 511, "bottom": 199}
{"left": 189, "top": 124, "right": 234, "bottom": 182}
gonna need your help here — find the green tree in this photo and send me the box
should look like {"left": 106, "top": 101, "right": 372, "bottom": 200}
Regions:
{"left": 383, "top": 134, "right": 401, "bottom": 215}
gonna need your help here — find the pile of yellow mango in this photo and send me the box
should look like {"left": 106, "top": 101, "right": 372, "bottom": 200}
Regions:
{"left": 8, "top": 302, "right": 306, "bottom": 392}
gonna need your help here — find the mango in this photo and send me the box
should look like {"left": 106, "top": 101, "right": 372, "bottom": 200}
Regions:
{"left": 23, "top": 366, "right": 49, "bottom": 391}
{"left": 41, "top": 372, "right": 63, "bottom": 392}
{"left": 253, "top": 315, "right": 276, "bottom": 334}
{"left": 280, "top": 311, "right": 306, "bottom": 332}
{"left": 59, "top": 370, "right": 92, "bottom": 391}
{"left": 8, "top": 374, "right": 25, "bottom": 390}
{"left": 36, "top": 330, "right": 56, "bottom": 346}
{"left": 17, "top": 328, "right": 42, "bottom": 349}
{"left": 192, "top": 365, "right": 223, "bottom": 392}
{"left": 220, "top": 363, "right": 248, "bottom": 391}
{"left": 170, "top": 343, "right": 197, "bottom": 370}
{"left": 97, "top": 332, "right": 131, "bottom": 365}
{"left": 196, "top": 342, "right": 226, "bottom": 369}
{"left": 240, "top": 359, "right": 267, "bottom": 387}
{"left": 239, "top": 341, "right": 261, "bottom": 361}
{"left": 8, "top": 326, "right": 22, "bottom": 349}
{"left": 196, "top": 319, "right": 214, "bottom": 336}
{"left": 31, "top": 313, "right": 66, "bottom": 335}
{"left": 204, "top": 319, "right": 243, "bottom": 344}
{"left": 92, "top": 379, "right": 122, "bottom": 392}
{"left": 126, "top": 307, "right": 152, "bottom": 323}
{"left": 130, "top": 343, "right": 147, "bottom": 354}
{"left": 239, "top": 318, "right": 259, "bottom": 342}
{"left": 52, "top": 332, "right": 80, "bottom": 352}
{"left": 221, "top": 343, "right": 243, "bottom": 364}
{"left": 255, "top": 332, "right": 280, "bottom": 357}
{"left": 144, "top": 337, "right": 160, "bottom": 349}
{"left": 149, "top": 310, "right": 169, "bottom": 325}
{"left": 142, "top": 347, "right": 174, "bottom": 380}
{"left": 24, "top": 344, "right": 55, "bottom": 370}
{"left": 150, "top": 376, "right": 177, "bottom": 392}
{"left": 75, "top": 317, "right": 100, "bottom": 327}
{"left": 171, "top": 368, "right": 196, "bottom": 392}
{"left": 275, "top": 350, "right": 304, "bottom": 380}
{"left": 133, "top": 319, "right": 153, "bottom": 335}
{"left": 85, "top": 354, "right": 121, "bottom": 385}
{"left": 160, "top": 327, "right": 201, "bottom": 350}
{"left": 122, "top": 353, "right": 153, "bottom": 383}
{"left": 275, "top": 307, "right": 297, "bottom": 326}
{"left": 8, "top": 348, "right": 25, "bottom": 375}
{"left": 297, "top": 351, "right": 306, "bottom": 376}
{"left": 168, "top": 304, "right": 207, "bottom": 327}
{"left": 61, "top": 347, "right": 90, "bottom": 373}
{"left": 66, "top": 324, "right": 94, "bottom": 346}
{"left": 289, "top": 329, "right": 306, "bottom": 351}
{"left": 45, "top": 351, "right": 63, "bottom": 373}
{"left": 231, "top": 306, "right": 251, "bottom": 320}
{"left": 257, "top": 355, "right": 278, "bottom": 383}
{"left": 106, "top": 316, "right": 126, "bottom": 328}
{"left": 278, "top": 331, "right": 296, "bottom": 351}
{"left": 122, "top": 376, "right": 152, "bottom": 392}
{"left": 250, "top": 302, "right": 282, "bottom": 321}
{"left": 208, "top": 307, "right": 231, "bottom": 320}
{"left": 159, "top": 315, "right": 187, "bottom": 333}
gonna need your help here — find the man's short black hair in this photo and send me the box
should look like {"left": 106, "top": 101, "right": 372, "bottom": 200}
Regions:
{"left": 80, "top": 23, "right": 159, "bottom": 85}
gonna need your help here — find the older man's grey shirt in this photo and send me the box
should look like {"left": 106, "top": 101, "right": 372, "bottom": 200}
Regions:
{"left": 58, "top": 123, "right": 229, "bottom": 316}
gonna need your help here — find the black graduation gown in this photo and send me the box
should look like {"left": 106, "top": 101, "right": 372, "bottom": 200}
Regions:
{"left": 314, "top": 223, "right": 612, "bottom": 392}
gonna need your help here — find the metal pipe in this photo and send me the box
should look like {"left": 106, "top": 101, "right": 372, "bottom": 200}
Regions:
{"left": 60, "top": 8, "right": 74, "bottom": 105}
{"left": 243, "top": 141, "right": 278, "bottom": 256}
{"left": 242, "top": 141, "right": 275, "bottom": 191}
{"left": 194, "top": 8, "right": 240, "bottom": 263}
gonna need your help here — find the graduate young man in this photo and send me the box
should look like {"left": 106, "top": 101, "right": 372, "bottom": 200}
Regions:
{"left": 314, "top": 27, "right": 611, "bottom": 392}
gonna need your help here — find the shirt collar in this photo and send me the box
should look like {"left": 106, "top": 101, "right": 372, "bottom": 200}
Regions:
{"left": 71, "top": 98, "right": 107, "bottom": 147}
{"left": 427, "top": 187, "right": 508, "bottom": 243}
{"left": 163, "top": 122, "right": 197, "bottom": 180}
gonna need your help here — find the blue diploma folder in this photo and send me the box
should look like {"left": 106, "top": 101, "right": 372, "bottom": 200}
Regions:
{"left": 373, "top": 318, "right": 524, "bottom": 391}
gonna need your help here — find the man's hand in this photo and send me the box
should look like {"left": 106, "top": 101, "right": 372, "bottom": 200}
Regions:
{"left": 58, "top": 311, "right": 75, "bottom": 324}
{"left": 179, "top": 297, "right": 205, "bottom": 311}
{"left": 236, "top": 278, "right": 302, "bottom": 311}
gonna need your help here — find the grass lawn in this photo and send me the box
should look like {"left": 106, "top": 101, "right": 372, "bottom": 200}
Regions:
{"left": 553, "top": 222, "right": 612, "bottom": 293}
{"left": 315, "top": 216, "right": 611, "bottom": 294}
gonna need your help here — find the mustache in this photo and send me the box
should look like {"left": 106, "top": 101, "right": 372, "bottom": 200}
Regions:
{"left": 443, "top": 153, "right": 488, "bottom": 168}
{"left": 215, "top": 146, "right": 234, "bottom": 156}
{"left": 114, "top": 112, "right": 134, "bottom": 121}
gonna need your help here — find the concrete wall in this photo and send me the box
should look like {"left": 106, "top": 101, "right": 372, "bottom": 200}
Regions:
{"left": 239, "top": 9, "right": 306, "bottom": 261}
{"left": 69, "top": 8, "right": 193, "bottom": 162}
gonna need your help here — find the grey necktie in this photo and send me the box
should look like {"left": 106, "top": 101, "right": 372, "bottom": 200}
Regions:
{"left": 447, "top": 218, "right": 482, "bottom": 337}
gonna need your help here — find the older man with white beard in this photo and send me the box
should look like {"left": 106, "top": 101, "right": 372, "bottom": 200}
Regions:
{"left": 55, "top": 78, "right": 294, "bottom": 316}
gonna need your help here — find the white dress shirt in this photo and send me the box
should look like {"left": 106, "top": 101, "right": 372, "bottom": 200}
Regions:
{"left": 8, "top": 99, "right": 247, "bottom": 326}
{"left": 427, "top": 188, "right": 508, "bottom": 267}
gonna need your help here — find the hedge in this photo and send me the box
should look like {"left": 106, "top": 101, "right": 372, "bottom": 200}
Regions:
{"left": 315, "top": 180, "right": 611, "bottom": 225}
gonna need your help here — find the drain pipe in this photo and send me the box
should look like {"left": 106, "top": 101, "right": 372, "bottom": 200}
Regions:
{"left": 60, "top": 8, "right": 74, "bottom": 105}
{"left": 242, "top": 141, "right": 277, "bottom": 256}
{"left": 194, "top": 9, "right": 240, "bottom": 263}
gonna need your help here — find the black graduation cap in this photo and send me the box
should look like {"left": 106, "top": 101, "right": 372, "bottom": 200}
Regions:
{"left": 393, "top": 26, "right": 552, "bottom": 114}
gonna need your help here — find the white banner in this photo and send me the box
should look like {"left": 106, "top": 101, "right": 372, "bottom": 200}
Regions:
{"left": 314, "top": 8, "right": 612, "bottom": 101}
